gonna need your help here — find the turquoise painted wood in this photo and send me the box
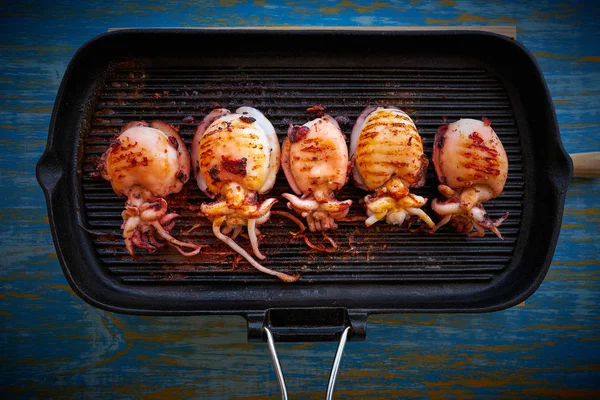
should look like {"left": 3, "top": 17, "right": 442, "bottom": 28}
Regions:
{"left": 1, "top": 0, "right": 598, "bottom": 398}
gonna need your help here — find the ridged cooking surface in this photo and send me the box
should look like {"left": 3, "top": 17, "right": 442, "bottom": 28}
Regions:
{"left": 81, "top": 66, "right": 523, "bottom": 283}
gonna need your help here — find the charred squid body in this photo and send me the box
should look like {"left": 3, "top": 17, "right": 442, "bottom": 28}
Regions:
{"left": 281, "top": 115, "right": 352, "bottom": 232}
{"left": 350, "top": 107, "right": 434, "bottom": 228}
{"left": 431, "top": 118, "right": 509, "bottom": 239}
{"left": 99, "top": 121, "right": 202, "bottom": 257}
{"left": 192, "top": 107, "right": 297, "bottom": 282}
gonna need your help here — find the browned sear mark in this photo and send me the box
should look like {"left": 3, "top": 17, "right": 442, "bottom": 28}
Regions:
{"left": 176, "top": 170, "right": 186, "bottom": 181}
{"left": 301, "top": 144, "right": 321, "bottom": 152}
{"left": 289, "top": 125, "right": 309, "bottom": 143}
{"left": 109, "top": 138, "right": 121, "bottom": 150}
{"left": 239, "top": 116, "right": 256, "bottom": 124}
{"left": 93, "top": 155, "right": 105, "bottom": 172}
{"left": 436, "top": 125, "right": 448, "bottom": 148}
{"left": 469, "top": 132, "right": 484, "bottom": 146}
{"left": 208, "top": 165, "right": 221, "bottom": 182}
{"left": 468, "top": 132, "right": 499, "bottom": 157}
{"left": 168, "top": 136, "right": 179, "bottom": 149}
{"left": 462, "top": 162, "right": 500, "bottom": 176}
{"left": 221, "top": 157, "right": 247, "bottom": 176}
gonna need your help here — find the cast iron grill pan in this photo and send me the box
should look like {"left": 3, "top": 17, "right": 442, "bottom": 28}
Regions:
{"left": 84, "top": 66, "right": 523, "bottom": 283}
{"left": 37, "top": 30, "right": 571, "bottom": 320}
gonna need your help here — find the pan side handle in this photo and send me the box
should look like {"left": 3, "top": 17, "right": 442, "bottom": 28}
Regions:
{"left": 571, "top": 152, "right": 600, "bottom": 178}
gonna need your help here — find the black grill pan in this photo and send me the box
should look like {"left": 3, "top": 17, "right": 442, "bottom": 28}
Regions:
{"left": 37, "top": 29, "right": 571, "bottom": 342}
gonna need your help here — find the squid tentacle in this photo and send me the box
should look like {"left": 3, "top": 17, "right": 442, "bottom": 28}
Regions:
{"left": 132, "top": 230, "right": 157, "bottom": 253}
{"left": 212, "top": 217, "right": 298, "bottom": 283}
{"left": 125, "top": 239, "right": 136, "bottom": 257}
{"left": 122, "top": 213, "right": 141, "bottom": 257}
{"left": 431, "top": 196, "right": 508, "bottom": 239}
{"left": 405, "top": 207, "right": 435, "bottom": 228}
{"left": 467, "top": 222, "right": 486, "bottom": 238}
{"left": 162, "top": 221, "right": 176, "bottom": 232}
{"left": 247, "top": 198, "right": 278, "bottom": 219}
{"left": 159, "top": 213, "right": 179, "bottom": 226}
{"left": 148, "top": 231, "right": 167, "bottom": 249}
{"left": 284, "top": 193, "right": 352, "bottom": 232}
{"left": 255, "top": 210, "right": 271, "bottom": 225}
{"left": 121, "top": 198, "right": 202, "bottom": 257}
{"left": 247, "top": 219, "right": 266, "bottom": 260}
{"left": 431, "top": 214, "right": 452, "bottom": 234}
{"left": 231, "top": 226, "right": 243, "bottom": 240}
{"left": 201, "top": 189, "right": 280, "bottom": 271}
{"left": 151, "top": 221, "right": 202, "bottom": 250}
{"left": 318, "top": 199, "right": 352, "bottom": 213}
{"left": 201, "top": 200, "right": 232, "bottom": 217}
{"left": 282, "top": 193, "right": 319, "bottom": 212}
{"left": 365, "top": 214, "right": 382, "bottom": 227}
{"left": 365, "top": 193, "right": 435, "bottom": 228}
{"left": 139, "top": 199, "right": 168, "bottom": 221}
{"left": 386, "top": 211, "right": 407, "bottom": 226}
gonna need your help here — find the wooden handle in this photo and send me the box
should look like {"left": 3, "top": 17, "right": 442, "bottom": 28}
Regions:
{"left": 571, "top": 152, "right": 600, "bottom": 178}
{"left": 108, "top": 26, "right": 517, "bottom": 39}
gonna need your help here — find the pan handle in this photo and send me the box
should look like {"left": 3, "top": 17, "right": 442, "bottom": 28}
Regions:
{"left": 265, "top": 325, "right": 351, "bottom": 400}
{"left": 571, "top": 152, "right": 600, "bottom": 178}
{"left": 325, "top": 326, "right": 351, "bottom": 400}
{"left": 264, "top": 327, "right": 289, "bottom": 400}
{"left": 247, "top": 308, "right": 367, "bottom": 342}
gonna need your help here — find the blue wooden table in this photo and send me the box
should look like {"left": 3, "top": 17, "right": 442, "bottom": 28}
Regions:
{"left": 2, "top": 1, "right": 599, "bottom": 398}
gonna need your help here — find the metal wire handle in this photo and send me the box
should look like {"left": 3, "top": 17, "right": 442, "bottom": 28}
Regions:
{"left": 326, "top": 326, "right": 351, "bottom": 400}
{"left": 265, "top": 327, "right": 289, "bottom": 400}
{"left": 265, "top": 326, "right": 351, "bottom": 400}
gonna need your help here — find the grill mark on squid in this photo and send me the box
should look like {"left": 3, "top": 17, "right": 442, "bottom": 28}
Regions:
{"left": 358, "top": 130, "right": 421, "bottom": 148}
{"left": 356, "top": 149, "right": 423, "bottom": 163}
{"left": 366, "top": 112, "right": 413, "bottom": 124}
{"left": 457, "top": 141, "right": 503, "bottom": 176}
{"left": 360, "top": 121, "right": 417, "bottom": 136}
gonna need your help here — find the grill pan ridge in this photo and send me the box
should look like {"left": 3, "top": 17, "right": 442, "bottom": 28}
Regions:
{"left": 37, "top": 30, "right": 572, "bottom": 320}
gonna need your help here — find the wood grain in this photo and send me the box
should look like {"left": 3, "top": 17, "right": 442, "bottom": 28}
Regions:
{"left": 1, "top": 0, "right": 598, "bottom": 398}
{"left": 108, "top": 25, "right": 518, "bottom": 39}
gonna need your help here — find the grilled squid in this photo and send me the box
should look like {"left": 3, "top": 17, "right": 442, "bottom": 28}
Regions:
{"left": 99, "top": 121, "right": 203, "bottom": 257}
{"left": 192, "top": 107, "right": 297, "bottom": 282}
{"left": 350, "top": 106, "right": 434, "bottom": 228}
{"left": 431, "top": 118, "right": 509, "bottom": 238}
{"left": 281, "top": 115, "right": 352, "bottom": 232}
